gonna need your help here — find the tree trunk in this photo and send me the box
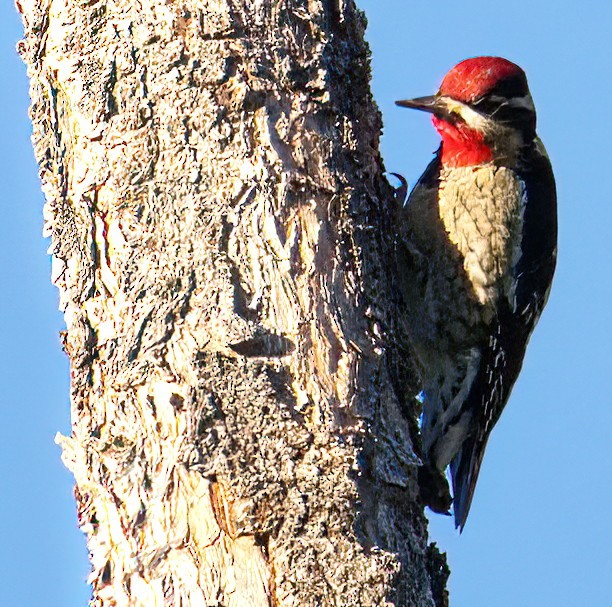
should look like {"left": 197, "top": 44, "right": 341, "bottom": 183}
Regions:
{"left": 17, "top": 0, "right": 448, "bottom": 605}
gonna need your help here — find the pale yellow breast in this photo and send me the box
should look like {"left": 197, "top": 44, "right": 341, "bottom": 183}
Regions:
{"left": 438, "top": 165, "right": 525, "bottom": 311}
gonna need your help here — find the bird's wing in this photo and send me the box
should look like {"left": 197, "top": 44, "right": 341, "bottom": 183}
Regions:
{"left": 451, "top": 140, "right": 557, "bottom": 530}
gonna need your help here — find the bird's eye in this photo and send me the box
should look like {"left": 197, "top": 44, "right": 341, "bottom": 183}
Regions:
{"left": 470, "top": 93, "right": 536, "bottom": 135}
{"left": 473, "top": 95, "right": 500, "bottom": 109}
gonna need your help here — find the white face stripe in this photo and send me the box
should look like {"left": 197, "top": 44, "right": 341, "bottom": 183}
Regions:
{"left": 438, "top": 93, "right": 535, "bottom": 132}
{"left": 438, "top": 97, "right": 490, "bottom": 130}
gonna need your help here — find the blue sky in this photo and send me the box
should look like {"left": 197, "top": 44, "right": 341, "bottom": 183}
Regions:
{"left": 1, "top": 2, "right": 610, "bottom": 606}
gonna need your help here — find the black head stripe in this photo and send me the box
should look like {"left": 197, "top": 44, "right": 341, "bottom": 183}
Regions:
{"left": 470, "top": 73, "right": 536, "bottom": 135}
{"left": 488, "top": 73, "right": 530, "bottom": 100}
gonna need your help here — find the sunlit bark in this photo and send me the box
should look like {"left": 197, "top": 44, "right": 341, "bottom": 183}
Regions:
{"left": 18, "top": 0, "right": 448, "bottom": 604}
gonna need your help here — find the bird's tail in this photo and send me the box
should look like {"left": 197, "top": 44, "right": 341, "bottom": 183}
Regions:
{"left": 450, "top": 435, "right": 489, "bottom": 532}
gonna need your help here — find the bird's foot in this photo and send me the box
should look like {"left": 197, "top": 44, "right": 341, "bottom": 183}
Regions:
{"left": 418, "top": 464, "right": 452, "bottom": 515}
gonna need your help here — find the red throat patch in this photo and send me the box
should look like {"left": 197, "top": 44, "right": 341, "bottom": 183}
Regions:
{"left": 432, "top": 116, "right": 493, "bottom": 167}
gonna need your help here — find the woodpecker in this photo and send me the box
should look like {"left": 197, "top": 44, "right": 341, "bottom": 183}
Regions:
{"left": 394, "top": 57, "right": 557, "bottom": 530}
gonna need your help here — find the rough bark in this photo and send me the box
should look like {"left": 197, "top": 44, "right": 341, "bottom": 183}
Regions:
{"left": 18, "top": 0, "right": 448, "bottom": 605}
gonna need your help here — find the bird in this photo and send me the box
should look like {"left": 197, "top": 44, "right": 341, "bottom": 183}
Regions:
{"left": 394, "top": 57, "right": 557, "bottom": 530}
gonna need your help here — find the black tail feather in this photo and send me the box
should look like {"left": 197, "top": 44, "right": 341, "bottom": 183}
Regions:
{"left": 450, "top": 436, "right": 488, "bottom": 532}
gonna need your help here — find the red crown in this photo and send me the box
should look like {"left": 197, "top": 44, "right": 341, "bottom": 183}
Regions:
{"left": 439, "top": 57, "right": 524, "bottom": 102}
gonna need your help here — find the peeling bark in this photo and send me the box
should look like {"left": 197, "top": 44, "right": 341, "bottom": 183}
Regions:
{"left": 18, "top": 0, "right": 448, "bottom": 605}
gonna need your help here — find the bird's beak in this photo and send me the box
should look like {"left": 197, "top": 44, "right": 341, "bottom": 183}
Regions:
{"left": 395, "top": 95, "right": 439, "bottom": 113}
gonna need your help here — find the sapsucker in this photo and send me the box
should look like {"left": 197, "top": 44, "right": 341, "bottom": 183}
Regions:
{"left": 394, "top": 57, "right": 557, "bottom": 530}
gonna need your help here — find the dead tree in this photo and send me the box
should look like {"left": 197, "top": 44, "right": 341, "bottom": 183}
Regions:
{"left": 18, "top": 0, "right": 448, "bottom": 604}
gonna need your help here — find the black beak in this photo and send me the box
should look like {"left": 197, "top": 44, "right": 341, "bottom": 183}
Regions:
{"left": 395, "top": 95, "right": 438, "bottom": 113}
